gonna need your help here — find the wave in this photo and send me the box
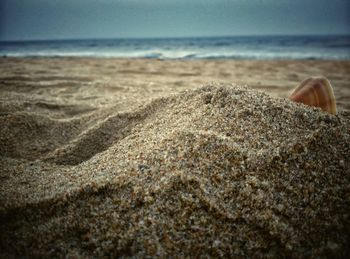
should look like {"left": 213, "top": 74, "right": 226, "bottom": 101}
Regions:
{"left": 1, "top": 35, "right": 350, "bottom": 60}
{"left": 2, "top": 49, "right": 350, "bottom": 60}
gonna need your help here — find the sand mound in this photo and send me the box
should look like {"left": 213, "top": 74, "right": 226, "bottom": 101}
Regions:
{"left": 1, "top": 84, "right": 349, "bottom": 258}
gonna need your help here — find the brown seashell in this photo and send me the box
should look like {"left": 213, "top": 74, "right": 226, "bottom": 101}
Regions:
{"left": 289, "top": 77, "right": 337, "bottom": 115}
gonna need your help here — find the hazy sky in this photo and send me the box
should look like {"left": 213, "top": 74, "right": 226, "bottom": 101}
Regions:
{"left": 0, "top": 0, "right": 349, "bottom": 41}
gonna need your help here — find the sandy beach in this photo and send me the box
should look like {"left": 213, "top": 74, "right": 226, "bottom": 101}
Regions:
{"left": 1, "top": 58, "right": 350, "bottom": 257}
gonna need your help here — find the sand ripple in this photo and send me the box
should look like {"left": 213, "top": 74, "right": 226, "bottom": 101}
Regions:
{"left": 1, "top": 84, "right": 349, "bottom": 257}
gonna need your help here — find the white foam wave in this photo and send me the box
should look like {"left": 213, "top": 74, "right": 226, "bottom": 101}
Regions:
{"left": 2, "top": 48, "right": 350, "bottom": 60}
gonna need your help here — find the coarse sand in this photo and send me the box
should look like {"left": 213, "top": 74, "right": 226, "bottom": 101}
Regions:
{"left": 1, "top": 80, "right": 349, "bottom": 257}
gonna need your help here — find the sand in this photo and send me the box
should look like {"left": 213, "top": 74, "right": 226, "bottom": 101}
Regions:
{"left": 0, "top": 58, "right": 349, "bottom": 257}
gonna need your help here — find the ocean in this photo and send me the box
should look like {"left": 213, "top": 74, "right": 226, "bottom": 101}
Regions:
{"left": 1, "top": 35, "right": 349, "bottom": 60}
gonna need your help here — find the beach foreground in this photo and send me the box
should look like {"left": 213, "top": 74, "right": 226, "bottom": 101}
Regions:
{"left": 0, "top": 58, "right": 350, "bottom": 257}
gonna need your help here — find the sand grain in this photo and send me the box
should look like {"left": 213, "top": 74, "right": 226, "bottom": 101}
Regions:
{"left": 0, "top": 58, "right": 349, "bottom": 258}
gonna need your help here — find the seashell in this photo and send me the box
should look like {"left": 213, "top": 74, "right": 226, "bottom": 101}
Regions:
{"left": 289, "top": 77, "right": 337, "bottom": 115}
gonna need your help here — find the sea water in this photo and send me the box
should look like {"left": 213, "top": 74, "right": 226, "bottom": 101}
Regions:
{"left": 1, "top": 35, "right": 349, "bottom": 60}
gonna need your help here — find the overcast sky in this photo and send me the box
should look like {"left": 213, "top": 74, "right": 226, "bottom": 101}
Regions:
{"left": 0, "top": 0, "right": 349, "bottom": 41}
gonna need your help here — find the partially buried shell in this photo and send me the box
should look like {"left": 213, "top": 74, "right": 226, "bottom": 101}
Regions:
{"left": 289, "top": 77, "right": 337, "bottom": 115}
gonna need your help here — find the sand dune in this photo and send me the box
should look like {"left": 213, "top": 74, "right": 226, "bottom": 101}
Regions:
{"left": 0, "top": 58, "right": 349, "bottom": 257}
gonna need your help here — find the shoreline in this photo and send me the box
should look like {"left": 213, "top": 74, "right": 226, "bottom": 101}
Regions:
{"left": 2, "top": 56, "right": 350, "bottom": 61}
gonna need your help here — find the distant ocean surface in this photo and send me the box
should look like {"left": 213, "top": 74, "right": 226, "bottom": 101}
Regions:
{"left": 1, "top": 35, "right": 350, "bottom": 60}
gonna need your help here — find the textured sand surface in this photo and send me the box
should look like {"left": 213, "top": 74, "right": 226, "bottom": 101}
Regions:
{"left": 0, "top": 58, "right": 349, "bottom": 257}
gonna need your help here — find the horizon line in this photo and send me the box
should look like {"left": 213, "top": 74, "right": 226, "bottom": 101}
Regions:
{"left": 1, "top": 33, "right": 350, "bottom": 43}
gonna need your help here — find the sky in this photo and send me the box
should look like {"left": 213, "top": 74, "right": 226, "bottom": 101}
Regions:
{"left": 0, "top": 0, "right": 349, "bottom": 41}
